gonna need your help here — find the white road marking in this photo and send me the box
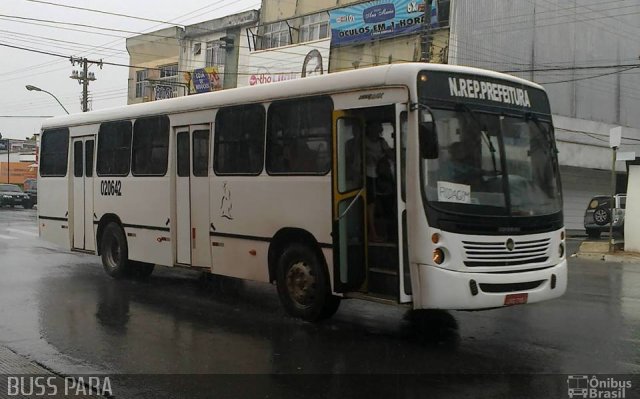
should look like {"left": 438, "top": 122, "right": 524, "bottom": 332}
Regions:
{"left": 0, "top": 234, "right": 17, "bottom": 240}
{"left": 6, "top": 228, "right": 38, "bottom": 237}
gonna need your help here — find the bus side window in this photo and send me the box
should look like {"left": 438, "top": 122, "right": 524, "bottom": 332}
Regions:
{"left": 214, "top": 104, "right": 265, "bottom": 175}
{"left": 40, "top": 128, "right": 70, "bottom": 177}
{"left": 97, "top": 120, "right": 132, "bottom": 177}
{"left": 132, "top": 116, "right": 169, "bottom": 176}
{"left": 266, "top": 96, "right": 332, "bottom": 175}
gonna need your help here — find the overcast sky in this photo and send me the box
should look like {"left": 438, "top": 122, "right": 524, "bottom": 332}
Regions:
{"left": 0, "top": 0, "right": 259, "bottom": 140}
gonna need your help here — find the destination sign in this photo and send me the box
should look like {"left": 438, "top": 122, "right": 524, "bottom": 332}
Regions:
{"left": 419, "top": 71, "right": 551, "bottom": 115}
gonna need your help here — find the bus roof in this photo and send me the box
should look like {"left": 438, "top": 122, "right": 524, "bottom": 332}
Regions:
{"left": 41, "top": 62, "right": 546, "bottom": 129}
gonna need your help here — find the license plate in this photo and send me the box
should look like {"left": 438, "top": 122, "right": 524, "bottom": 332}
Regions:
{"left": 504, "top": 293, "right": 528, "bottom": 306}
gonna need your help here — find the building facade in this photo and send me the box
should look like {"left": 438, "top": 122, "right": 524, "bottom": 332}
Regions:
{"left": 180, "top": 10, "right": 260, "bottom": 93}
{"left": 126, "top": 11, "right": 259, "bottom": 104}
{"left": 126, "top": 26, "right": 184, "bottom": 104}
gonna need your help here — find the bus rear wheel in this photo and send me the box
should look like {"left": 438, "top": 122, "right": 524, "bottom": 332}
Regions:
{"left": 276, "top": 243, "right": 340, "bottom": 321}
{"left": 101, "top": 222, "right": 130, "bottom": 279}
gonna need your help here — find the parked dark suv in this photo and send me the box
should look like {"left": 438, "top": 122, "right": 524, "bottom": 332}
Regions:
{"left": 23, "top": 178, "right": 37, "bottom": 206}
{"left": 584, "top": 194, "right": 626, "bottom": 239}
{"left": 0, "top": 184, "right": 33, "bottom": 209}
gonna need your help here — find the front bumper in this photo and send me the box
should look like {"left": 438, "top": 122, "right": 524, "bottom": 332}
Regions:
{"left": 0, "top": 196, "right": 27, "bottom": 206}
{"left": 414, "top": 260, "right": 567, "bottom": 310}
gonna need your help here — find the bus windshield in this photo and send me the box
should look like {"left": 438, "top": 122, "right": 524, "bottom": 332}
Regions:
{"left": 422, "top": 106, "right": 562, "bottom": 217}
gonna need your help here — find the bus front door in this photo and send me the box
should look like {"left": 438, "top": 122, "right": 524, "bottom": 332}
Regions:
{"left": 71, "top": 136, "right": 95, "bottom": 251}
{"left": 175, "top": 126, "right": 211, "bottom": 267}
{"left": 332, "top": 113, "right": 367, "bottom": 292}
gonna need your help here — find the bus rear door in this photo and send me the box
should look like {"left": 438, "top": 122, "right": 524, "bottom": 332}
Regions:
{"left": 71, "top": 136, "right": 95, "bottom": 251}
{"left": 175, "top": 125, "right": 211, "bottom": 268}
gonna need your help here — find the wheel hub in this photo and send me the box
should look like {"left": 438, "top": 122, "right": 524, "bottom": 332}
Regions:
{"left": 286, "top": 261, "right": 316, "bottom": 307}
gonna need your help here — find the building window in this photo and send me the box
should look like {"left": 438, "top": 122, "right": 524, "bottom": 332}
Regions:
{"left": 261, "top": 21, "right": 290, "bottom": 49}
{"left": 300, "top": 13, "right": 329, "bottom": 43}
{"left": 160, "top": 64, "right": 178, "bottom": 79}
{"left": 206, "top": 41, "right": 227, "bottom": 68}
{"left": 135, "top": 69, "right": 148, "bottom": 98}
{"left": 266, "top": 97, "right": 332, "bottom": 175}
{"left": 157, "top": 64, "right": 179, "bottom": 99}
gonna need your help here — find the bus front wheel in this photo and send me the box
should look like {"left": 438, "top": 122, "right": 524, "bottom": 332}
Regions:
{"left": 276, "top": 243, "right": 340, "bottom": 322}
{"left": 101, "top": 223, "right": 130, "bottom": 279}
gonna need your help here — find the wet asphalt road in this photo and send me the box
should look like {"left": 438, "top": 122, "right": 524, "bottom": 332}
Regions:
{"left": 0, "top": 209, "right": 639, "bottom": 398}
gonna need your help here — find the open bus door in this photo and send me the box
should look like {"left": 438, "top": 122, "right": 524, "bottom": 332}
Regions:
{"left": 331, "top": 111, "right": 367, "bottom": 293}
{"left": 332, "top": 103, "right": 410, "bottom": 302}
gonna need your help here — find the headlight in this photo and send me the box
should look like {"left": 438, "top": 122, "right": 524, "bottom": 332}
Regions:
{"left": 433, "top": 248, "right": 445, "bottom": 264}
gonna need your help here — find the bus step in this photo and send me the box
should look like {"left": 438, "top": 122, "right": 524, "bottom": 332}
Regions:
{"left": 368, "top": 268, "right": 399, "bottom": 298}
{"left": 344, "top": 292, "right": 399, "bottom": 306}
{"left": 368, "top": 245, "right": 398, "bottom": 269}
{"left": 369, "top": 267, "right": 398, "bottom": 276}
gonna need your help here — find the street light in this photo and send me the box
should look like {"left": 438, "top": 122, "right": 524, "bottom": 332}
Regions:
{"left": 25, "top": 85, "right": 70, "bottom": 114}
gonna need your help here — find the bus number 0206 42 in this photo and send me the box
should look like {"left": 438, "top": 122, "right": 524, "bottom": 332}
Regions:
{"left": 100, "top": 180, "right": 122, "bottom": 196}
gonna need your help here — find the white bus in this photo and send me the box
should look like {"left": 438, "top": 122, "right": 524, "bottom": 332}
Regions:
{"left": 38, "top": 63, "right": 566, "bottom": 321}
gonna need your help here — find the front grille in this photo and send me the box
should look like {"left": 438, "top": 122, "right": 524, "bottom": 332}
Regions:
{"left": 462, "top": 238, "right": 550, "bottom": 267}
{"left": 479, "top": 280, "right": 545, "bottom": 293}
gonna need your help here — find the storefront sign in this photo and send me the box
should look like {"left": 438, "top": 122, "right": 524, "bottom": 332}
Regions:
{"left": 330, "top": 0, "right": 426, "bottom": 46}
{"left": 240, "top": 40, "right": 330, "bottom": 87}
{"left": 188, "top": 67, "right": 222, "bottom": 94}
{"left": 155, "top": 85, "right": 174, "bottom": 100}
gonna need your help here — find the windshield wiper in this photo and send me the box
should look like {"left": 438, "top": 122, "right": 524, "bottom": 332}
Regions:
{"left": 455, "top": 103, "right": 499, "bottom": 175}
{"left": 526, "top": 112, "right": 557, "bottom": 155}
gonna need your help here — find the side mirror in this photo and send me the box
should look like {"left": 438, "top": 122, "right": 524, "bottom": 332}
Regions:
{"left": 419, "top": 111, "right": 438, "bottom": 159}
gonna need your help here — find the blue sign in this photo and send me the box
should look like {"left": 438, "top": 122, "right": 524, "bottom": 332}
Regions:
{"left": 192, "top": 68, "right": 212, "bottom": 94}
{"left": 330, "top": 0, "right": 426, "bottom": 46}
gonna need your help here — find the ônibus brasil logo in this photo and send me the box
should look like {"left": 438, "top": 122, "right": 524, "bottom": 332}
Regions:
{"left": 567, "top": 375, "right": 632, "bottom": 398}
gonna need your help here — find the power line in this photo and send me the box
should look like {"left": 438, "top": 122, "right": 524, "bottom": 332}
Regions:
{"left": 23, "top": 0, "right": 184, "bottom": 27}
{"left": 539, "top": 66, "right": 640, "bottom": 84}
{"left": 0, "top": 13, "right": 179, "bottom": 39}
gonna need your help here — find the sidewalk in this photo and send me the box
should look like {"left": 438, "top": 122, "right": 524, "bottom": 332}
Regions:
{"left": 575, "top": 240, "right": 640, "bottom": 263}
{"left": 0, "top": 346, "right": 108, "bottom": 398}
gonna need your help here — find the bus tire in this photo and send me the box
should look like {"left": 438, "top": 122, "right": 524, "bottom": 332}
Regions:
{"left": 276, "top": 243, "right": 340, "bottom": 321}
{"left": 100, "top": 222, "right": 130, "bottom": 279}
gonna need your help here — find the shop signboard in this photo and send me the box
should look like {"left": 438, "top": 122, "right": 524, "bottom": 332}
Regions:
{"left": 330, "top": 0, "right": 426, "bottom": 46}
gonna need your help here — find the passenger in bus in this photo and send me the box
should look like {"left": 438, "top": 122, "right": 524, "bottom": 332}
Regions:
{"left": 365, "top": 122, "right": 393, "bottom": 242}
{"left": 444, "top": 141, "right": 481, "bottom": 186}
{"left": 284, "top": 139, "right": 316, "bottom": 172}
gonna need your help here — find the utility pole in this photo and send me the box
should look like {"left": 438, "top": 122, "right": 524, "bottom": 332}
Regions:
{"left": 420, "top": 3, "right": 432, "bottom": 61}
{"left": 69, "top": 57, "right": 103, "bottom": 112}
{"left": 609, "top": 126, "right": 622, "bottom": 253}
{"left": 420, "top": 0, "right": 439, "bottom": 62}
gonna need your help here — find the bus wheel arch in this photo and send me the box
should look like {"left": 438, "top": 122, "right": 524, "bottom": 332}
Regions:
{"left": 268, "top": 228, "right": 340, "bottom": 321}
{"left": 96, "top": 214, "right": 123, "bottom": 256}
